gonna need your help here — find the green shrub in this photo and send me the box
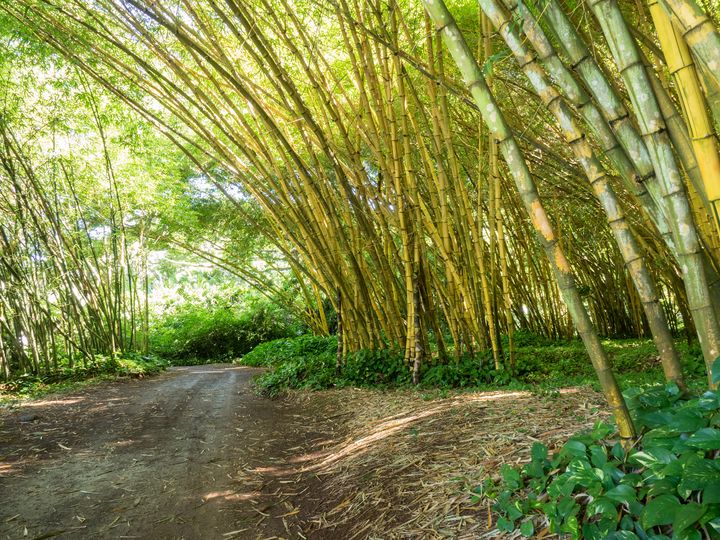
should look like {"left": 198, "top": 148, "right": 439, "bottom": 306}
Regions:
{"left": 479, "top": 359, "right": 720, "bottom": 539}
{"left": 0, "top": 353, "right": 168, "bottom": 400}
{"left": 507, "top": 330, "right": 565, "bottom": 349}
{"left": 248, "top": 338, "right": 411, "bottom": 394}
{"left": 513, "top": 339, "right": 704, "bottom": 387}
{"left": 421, "top": 354, "right": 501, "bottom": 388}
{"left": 239, "top": 335, "right": 338, "bottom": 366}
{"left": 245, "top": 335, "right": 709, "bottom": 396}
{"left": 343, "top": 348, "right": 409, "bottom": 386}
{"left": 254, "top": 353, "right": 337, "bottom": 396}
{"left": 151, "top": 300, "right": 300, "bottom": 363}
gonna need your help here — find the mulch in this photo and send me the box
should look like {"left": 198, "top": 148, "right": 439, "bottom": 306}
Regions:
{"left": 263, "top": 386, "right": 609, "bottom": 539}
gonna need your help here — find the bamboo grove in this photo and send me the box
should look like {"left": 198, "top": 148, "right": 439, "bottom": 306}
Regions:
{"left": 0, "top": 49, "right": 154, "bottom": 377}
{"left": 0, "top": 122, "right": 152, "bottom": 377}
{"left": 2, "top": 0, "right": 720, "bottom": 432}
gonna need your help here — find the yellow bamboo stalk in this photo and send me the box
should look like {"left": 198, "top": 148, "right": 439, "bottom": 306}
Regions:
{"left": 648, "top": 0, "right": 720, "bottom": 236}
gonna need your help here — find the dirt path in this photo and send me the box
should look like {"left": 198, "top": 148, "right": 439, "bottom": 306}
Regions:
{"left": 1, "top": 366, "right": 606, "bottom": 539}
{"left": 0, "top": 365, "right": 332, "bottom": 540}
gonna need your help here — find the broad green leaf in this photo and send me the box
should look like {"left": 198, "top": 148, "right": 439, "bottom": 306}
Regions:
{"left": 620, "top": 514, "right": 635, "bottom": 530}
{"left": 704, "top": 484, "right": 720, "bottom": 504}
{"left": 611, "top": 531, "right": 639, "bottom": 539}
{"left": 630, "top": 446, "right": 675, "bottom": 467}
{"left": 638, "top": 388, "right": 671, "bottom": 408}
{"left": 672, "top": 502, "right": 706, "bottom": 535}
{"left": 606, "top": 484, "right": 637, "bottom": 504}
{"left": 590, "top": 445, "right": 608, "bottom": 468}
{"left": 587, "top": 479, "right": 605, "bottom": 498}
{"left": 562, "top": 440, "right": 587, "bottom": 458}
{"left": 698, "top": 391, "right": 720, "bottom": 411}
{"left": 548, "top": 476, "right": 576, "bottom": 498}
{"left": 620, "top": 473, "right": 643, "bottom": 487}
{"left": 702, "top": 507, "right": 720, "bottom": 526}
{"left": 685, "top": 428, "right": 720, "bottom": 450}
{"left": 660, "top": 458, "right": 684, "bottom": 478}
{"left": 531, "top": 442, "right": 548, "bottom": 462}
{"left": 500, "top": 464, "right": 521, "bottom": 490}
{"left": 668, "top": 410, "right": 708, "bottom": 433}
{"left": 674, "top": 530, "right": 701, "bottom": 540}
{"left": 525, "top": 459, "right": 545, "bottom": 478}
{"left": 644, "top": 426, "right": 680, "bottom": 441}
{"left": 630, "top": 451, "right": 656, "bottom": 467}
{"left": 567, "top": 459, "right": 601, "bottom": 486}
{"left": 680, "top": 458, "right": 720, "bottom": 491}
{"left": 602, "top": 462, "right": 624, "bottom": 484}
{"left": 519, "top": 520, "right": 534, "bottom": 537}
{"left": 647, "top": 479, "right": 679, "bottom": 497}
{"left": 561, "top": 515, "right": 579, "bottom": 536}
{"left": 541, "top": 501, "right": 557, "bottom": 520}
{"left": 665, "top": 382, "right": 681, "bottom": 396}
{"left": 592, "top": 421, "right": 613, "bottom": 441}
{"left": 496, "top": 516, "right": 514, "bottom": 532}
{"left": 641, "top": 494, "right": 680, "bottom": 529}
{"left": 639, "top": 410, "right": 673, "bottom": 429}
{"left": 507, "top": 501, "right": 523, "bottom": 521}
{"left": 587, "top": 496, "right": 617, "bottom": 518}
{"left": 557, "top": 496, "right": 578, "bottom": 518}
{"left": 612, "top": 442, "right": 626, "bottom": 460}
{"left": 711, "top": 357, "right": 720, "bottom": 387}
{"left": 583, "top": 523, "right": 604, "bottom": 540}
{"left": 628, "top": 500, "right": 644, "bottom": 517}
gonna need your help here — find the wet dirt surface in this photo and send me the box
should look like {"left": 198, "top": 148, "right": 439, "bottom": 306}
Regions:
{"left": 0, "top": 365, "right": 332, "bottom": 540}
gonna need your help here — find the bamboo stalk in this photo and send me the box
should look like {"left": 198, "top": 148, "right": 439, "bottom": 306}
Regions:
{"left": 421, "top": 0, "right": 636, "bottom": 439}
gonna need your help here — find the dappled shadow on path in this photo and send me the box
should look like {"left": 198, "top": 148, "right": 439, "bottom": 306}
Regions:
{"left": 251, "top": 386, "right": 595, "bottom": 539}
{"left": 0, "top": 364, "right": 316, "bottom": 540}
{"left": 256, "top": 390, "right": 531, "bottom": 478}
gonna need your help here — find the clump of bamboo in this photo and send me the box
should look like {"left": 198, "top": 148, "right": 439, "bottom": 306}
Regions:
{"left": 0, "top": 119, "right": 147, "bottom": 377}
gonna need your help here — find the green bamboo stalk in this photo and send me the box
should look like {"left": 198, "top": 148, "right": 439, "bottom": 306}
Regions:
{"left": 589, "top": 0, "right": 720, "bottom": 385}
{"left": 538, "top": 0, "right": 674, "bottom": 248}
{"left": 507, "top": 0, "right": 664, "bottom": 230}
{"left": 482, "top": 0, "right": 684, "bottom": 387}
{"left": 420, "top": 0, "right": 636, "bottom": 439}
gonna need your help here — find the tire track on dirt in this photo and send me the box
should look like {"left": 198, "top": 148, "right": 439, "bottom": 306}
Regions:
{"left": 0, "top": 365, "right": 330, "bottom": 540}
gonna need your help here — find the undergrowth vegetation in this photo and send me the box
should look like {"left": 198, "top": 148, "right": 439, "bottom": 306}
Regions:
{"left": 480, "top": 360, "right": 720, "bottom": 540}
{"left": 151, "top": 298, "right": 302, "bottom": 364}
{"left": 240, "top": 335, "right": 338, "bottom": 367}
{"left": 239, "top": 333, "right": 706, "bottom": 397}
{"left": 239, "top": 335, "right": 413, "bottom": 396}
{"left": 0, "top": 353, "right": 168, "bottom": 403}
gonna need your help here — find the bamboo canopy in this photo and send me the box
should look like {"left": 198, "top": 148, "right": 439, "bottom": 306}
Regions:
{"left": 2, "top": 0, "right": 720, "bottom": 422}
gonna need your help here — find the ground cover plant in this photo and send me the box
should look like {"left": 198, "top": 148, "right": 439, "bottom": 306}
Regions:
{"left": 0, "top": 353, "right": 168, "bottom": 404}
{"left": 481, "top": 360, "right": 720, "bottom": 539}
{"left": 241, "top": 334, "right": 708, "bottom": 397}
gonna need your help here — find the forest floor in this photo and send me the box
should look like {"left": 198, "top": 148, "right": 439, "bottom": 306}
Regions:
{"left": 0, "top": 364, "right": 605, "bottom": 539}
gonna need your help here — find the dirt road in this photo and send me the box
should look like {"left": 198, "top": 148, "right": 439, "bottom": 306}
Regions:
{"left": 0, "top": 365, "right": 331, "bottom": 540}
